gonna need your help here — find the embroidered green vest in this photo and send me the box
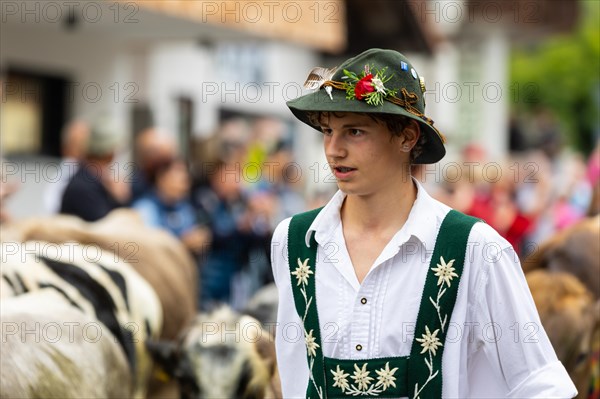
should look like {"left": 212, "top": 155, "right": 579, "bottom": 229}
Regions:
{"left": 287, "top": 208, "right": 480, "bottom": 399}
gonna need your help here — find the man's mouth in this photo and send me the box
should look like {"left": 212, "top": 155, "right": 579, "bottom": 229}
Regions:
{"left": 333, "top": 166, "right": 357, "bottom": 177}
{"left": 335, "top": 166, "right": 355, "bottom": 172}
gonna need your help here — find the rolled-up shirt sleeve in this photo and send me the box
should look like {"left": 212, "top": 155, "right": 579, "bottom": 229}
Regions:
{"left": 271, "top": 218, "right": 310, "bottom": 399}
{"left": 467, "top": 223, "right": 577, "bottom": 398}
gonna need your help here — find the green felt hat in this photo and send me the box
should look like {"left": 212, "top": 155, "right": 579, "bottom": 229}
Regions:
{"left": 287, "top": 48, "right": 446, "bottom": 164}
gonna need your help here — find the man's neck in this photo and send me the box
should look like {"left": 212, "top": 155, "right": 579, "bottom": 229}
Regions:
{"left": 341, "top": 177, "right": 417, "bottom": 236}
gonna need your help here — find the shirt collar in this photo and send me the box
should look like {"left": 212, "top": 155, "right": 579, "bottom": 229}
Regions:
{"left": 305, "top": 178, "right": 441, "bottom": 249}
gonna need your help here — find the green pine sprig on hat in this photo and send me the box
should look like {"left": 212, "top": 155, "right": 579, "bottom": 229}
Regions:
{"left": 341, "top": 65, "right": 397, "bottom": 106}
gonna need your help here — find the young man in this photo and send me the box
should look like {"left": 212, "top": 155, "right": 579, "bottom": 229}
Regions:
{"left": 271, "top": 49, "right": 576, "bottom": 398}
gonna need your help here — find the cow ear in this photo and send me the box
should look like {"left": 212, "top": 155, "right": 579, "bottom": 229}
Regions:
{"left": 146, "top": 339, "right": 179, "bottom": 377}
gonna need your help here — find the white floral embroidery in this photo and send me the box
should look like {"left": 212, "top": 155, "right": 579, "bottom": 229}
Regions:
{"left": 331, "top": 365, "right": 350, "bottom": 392}
{"left": 431, "top": 256, "right": 458, "bottom": 287}
{"left": 305, "top": 329, "right": 320, "bottom": 358}
{"left": 429, "top": 256, "right": 458, "bottom": 333}
{"left": 415, "top": 326, "right": 442, "bottom": 356}
{"left": 414, "top": 256, "right": 458, "bottom": 398}
{"left": 292, "top": 256, "right": 324, "bottom": 399}
{"left": 292, "top": 258, "right": 313, "bottom": 286}
{"left": 374, "top": 362, "right": 398, "bottom": 390}
{"left": 351, "top": 363, "right": 373, "bottom": 391}
{"left": 329, "top": 362, "right": 402, "bottom": 396}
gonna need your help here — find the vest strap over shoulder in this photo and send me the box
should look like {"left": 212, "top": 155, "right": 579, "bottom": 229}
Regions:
{"left": 288, "top": 207, "right": 326, "bottom": 399}
{"left": 407, "top": 210, "right": 480, "bottom": 398}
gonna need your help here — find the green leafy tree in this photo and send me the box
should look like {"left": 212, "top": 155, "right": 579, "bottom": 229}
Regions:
{"left": 510, "top": 0, "right": 600, "bottom": 154}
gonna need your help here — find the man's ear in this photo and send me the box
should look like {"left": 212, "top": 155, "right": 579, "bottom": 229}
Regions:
{"left": 401, "top": 120, "right": 421, "bottom": 150}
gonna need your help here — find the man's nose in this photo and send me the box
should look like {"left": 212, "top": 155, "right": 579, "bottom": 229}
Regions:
{"left": 324, "top": 133, "right": 346, "bottom": 159}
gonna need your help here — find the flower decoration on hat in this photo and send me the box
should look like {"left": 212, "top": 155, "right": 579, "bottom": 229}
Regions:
{"left": 342, "top": 64, "right": 397, "bottom": 106}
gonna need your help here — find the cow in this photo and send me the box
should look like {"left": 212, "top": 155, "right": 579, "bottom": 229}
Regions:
{"left": 243, "top": 283, "right": 278, "bottom": 334}
{"left": 146, "top": 305, "right": 281, "bottom": 399}
{"left": 526, "top": 270, "right": 600, "bottom": 399}
{"left": 1, "top": 289, "right": 132, "bottom": 398}
{"left": 1, "top": 210, "right": 283, "bottom": 398}
{"left": 523, "top": 216, "right": 600, "bottom": 398}
{"left": 523, "top": 215, "right": 600, "bottom": 298}
{"left": 1, "top": 239, "right": 163, "bottom": 398}
{"left": 3, "top": 209, "right": 197, "bottom": 397}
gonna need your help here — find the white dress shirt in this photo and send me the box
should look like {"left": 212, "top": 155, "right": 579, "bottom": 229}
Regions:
{"left": 271, "top": 180, "right": 577, "bottom": 398}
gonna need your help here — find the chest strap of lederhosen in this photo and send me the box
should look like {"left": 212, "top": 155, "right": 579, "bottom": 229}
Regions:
{"left": 407, "top": 210, "right": 480, "bottom": 398}
{"left": 288, "top": 208, "right": 480, "bottom": 399}
{"left": 288, "top": 207, "right": 325, "bottom": 399}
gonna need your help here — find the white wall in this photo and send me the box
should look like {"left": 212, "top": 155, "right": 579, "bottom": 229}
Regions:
{"left": 1, "top": 23, "right": 134, "bottom": 141}
{"left": 146, "top": 40, "right": 325, "bottom": 191}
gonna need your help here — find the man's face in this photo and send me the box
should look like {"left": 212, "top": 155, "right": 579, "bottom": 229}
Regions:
{"left": 319, "top": 112, "right": 410, "bottom": 197}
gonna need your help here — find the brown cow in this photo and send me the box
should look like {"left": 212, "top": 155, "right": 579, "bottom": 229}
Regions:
{"left": 524, "top": 216, "right": 600, "bottom": 299}
{"left": 527, "top": 270, "right": 599, "bottom": 398}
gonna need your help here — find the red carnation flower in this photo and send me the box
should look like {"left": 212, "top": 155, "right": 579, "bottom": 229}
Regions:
{"left": 354, "top": 74, "right": 374, "bottom": 100}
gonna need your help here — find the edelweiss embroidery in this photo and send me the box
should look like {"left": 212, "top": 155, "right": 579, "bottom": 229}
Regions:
{"left": 331, "top": 365, "right": 350, "bottom": 391}
{"left": 429, "top": 256, "right": 458, "bottom": 333}
{"left": 416, "top": 326, "right": 442, "bottom": 356}
{"left": 305, "top": 329, "right": 319, "bottom": 358}
{"left": 413, "top": 255, "right": 458, "bottom": 399}
{"left": 292, "top": 256, "right": 324, "bottom": 399}
{"left": 329, "top": 362, "right": 399, "bottom": 397}
{"left": 292, "top": 257, "right": 313, "bottom": 286}
{"left": 375, "top": 362, "right": 399, "bottom": 390}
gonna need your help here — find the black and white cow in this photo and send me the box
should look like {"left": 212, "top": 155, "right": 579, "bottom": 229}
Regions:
{"left": 1, "top": 289, "right": 132, "bottom": 398}
{"left": 1, "top": 240, "right": 163, "bottom": 398}
{"left": 147, "top": 305, "right": 282, "bottom": 399}
{"left": 1, "top": 211, "right": 282, "bottom": 399}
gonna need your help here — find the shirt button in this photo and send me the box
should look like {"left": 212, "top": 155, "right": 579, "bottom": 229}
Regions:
{"left": 356, "top": 344, "right": 363, "bottom": 351}
{"left": 360, "top": 297, "right": 367, "bottom": 305}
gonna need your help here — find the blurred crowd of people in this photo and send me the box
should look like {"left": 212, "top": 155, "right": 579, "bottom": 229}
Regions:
{"left": 425, "top": 111, "right": 599, "bottom": 258}
{"left": 1, "top": 110, "right": 598, "bottom": 311}
{"left": 13, "top": 116, "right": 308, "bottom": 311}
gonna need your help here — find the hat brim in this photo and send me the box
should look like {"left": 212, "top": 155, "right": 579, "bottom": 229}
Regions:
{"left": 287, "top": 87, "right": 445, "bottom": 164}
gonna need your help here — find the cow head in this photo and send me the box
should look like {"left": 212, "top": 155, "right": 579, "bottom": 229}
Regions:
{"left": 147, "top": 306, "right": 279, "bottom": 399}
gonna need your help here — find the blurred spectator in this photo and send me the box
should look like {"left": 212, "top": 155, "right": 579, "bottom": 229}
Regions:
{"left": 552, "top": 154, "right": 591, "bottom": 230}
{"left": 536, "top": 109, "right": 563, "bottom": 162}
{"left": 131, "top": 127, "right": 177, "bottom": 202}
{"left": 132, "top": 157, "right": 211, "bottom": 254}
{"left": 482, "top": 166, "right": 533, "bottom": 250}
{"left": 60, "top": 115, "right": 128, "bottom": 222}
{"left": 261, "top": 141, "right": 306, "bottom": 223}
{"left": 193, "top": 160, "right": 270, "bottom": 310}
{"left": 44, "top": 120, "right": 90, "bottom": 213}
{"left": 509, "top": 115, "right": 527, "bottom": 153}
{"left": 244, "top": 117, "right": 286, "bottom": 169}
{"left": 439, "top": 148, "right": 534, "bottom": 251}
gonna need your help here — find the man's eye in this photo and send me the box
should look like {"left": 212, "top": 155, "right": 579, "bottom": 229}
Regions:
{"left": 321, "top": 129, "right": 332, "bottom": 136}
{"left": 349, "top": 129, "right": 364, "bottom": 136}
